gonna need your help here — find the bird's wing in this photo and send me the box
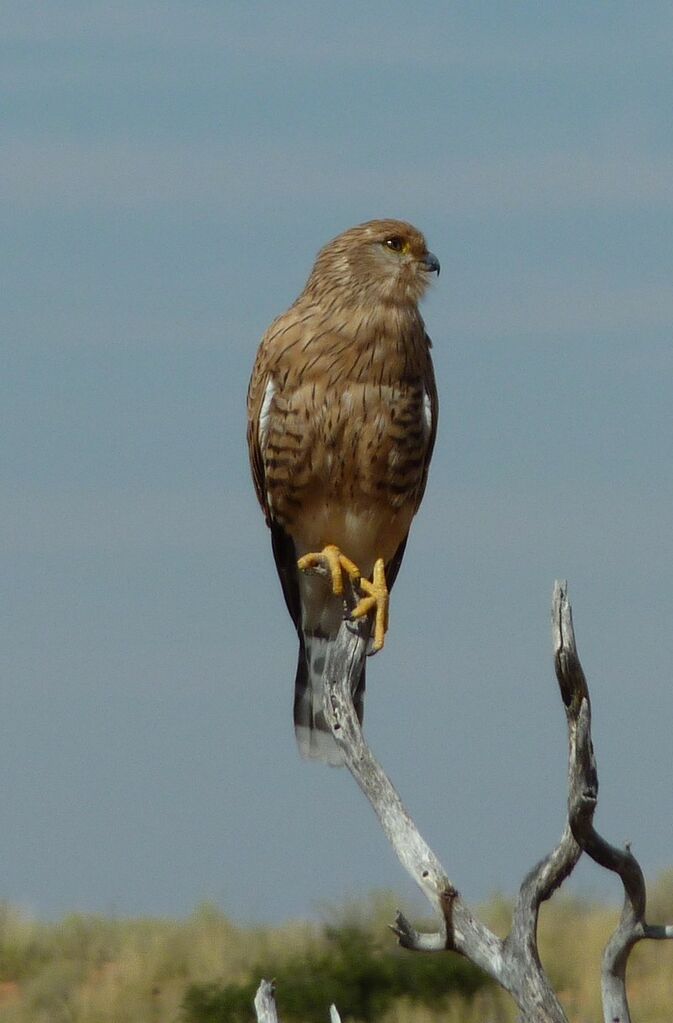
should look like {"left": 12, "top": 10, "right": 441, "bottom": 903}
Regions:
{"left": 270, "top": 520, "right": 302, "bottom": 631}
{"left": 414, "top": 332, "right": 439, "bottom": 512}
{"left": 248, "top": 361, "right": 302, "bottom": 629}
{"left": 246, "top": 335, "right": 274, "bottom": 525}
{"left": 384, "top": 534, "right": 408, "bottom": 592}
{"left": 247, "top": 311, "right": 316, "bottom": 630}
{"left": 384, "top": 332, "right": 438, "bottom": 592}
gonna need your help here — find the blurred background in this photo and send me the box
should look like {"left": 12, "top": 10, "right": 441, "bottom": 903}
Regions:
{"left": 3, "top": 2, "right": 673, "bottom": 933}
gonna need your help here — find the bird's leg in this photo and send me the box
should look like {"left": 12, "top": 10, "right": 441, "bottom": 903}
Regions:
{"left": 298, "top": 547, "right": 389, "bottom": 653}
{"left": 297, "top": 544, "right": 361, "bottom": 596}
{"left": 351, "top": 558, "right": 389, "bottom": 653}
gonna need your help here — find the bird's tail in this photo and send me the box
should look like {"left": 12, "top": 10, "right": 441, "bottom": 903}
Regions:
{"left": 293, "top": 632, "right": 365, "bottom": 766}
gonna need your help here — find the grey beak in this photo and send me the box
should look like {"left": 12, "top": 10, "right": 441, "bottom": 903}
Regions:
{"left": 423, "top": 251, "right": 440, "bottom": 275}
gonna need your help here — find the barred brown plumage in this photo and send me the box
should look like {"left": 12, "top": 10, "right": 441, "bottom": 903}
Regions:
{"left": 247, "top": 220, "right": 439, "bottom": 764}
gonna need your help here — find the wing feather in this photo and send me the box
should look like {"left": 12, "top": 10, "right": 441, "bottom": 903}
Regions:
{"left": 270, "top": 520, "right": 302, "bottom": 631}
{"left": 246, "top": 360, "right": 272, "bottom": 523}
{"left": 414, "top": 332, "right": 438, "bottom": 512}
{"left": 382, "top": 332, "right": 437, "bottom": 590}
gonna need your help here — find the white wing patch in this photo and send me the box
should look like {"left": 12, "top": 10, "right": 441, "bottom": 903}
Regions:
{"left": 422, "top": 388, "right": 433, "bottom": 439}
{"left": 258, "top": 376, "right": 276, "bottom": 448}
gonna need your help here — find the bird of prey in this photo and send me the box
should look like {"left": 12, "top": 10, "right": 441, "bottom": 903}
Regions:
{"left": 247, "top": 219, "right": 439, "bottom": 764}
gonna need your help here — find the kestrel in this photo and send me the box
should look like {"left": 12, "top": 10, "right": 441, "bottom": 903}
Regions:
{"left": 247, "top": 220, "right": 439, "bottom": 764}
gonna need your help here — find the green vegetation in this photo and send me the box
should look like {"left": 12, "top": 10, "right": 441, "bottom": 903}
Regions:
{"left": 0, "top": 878, "right": 670, "bottom": 1022}
{"left": 181, "top": 922, "right": 488, "bottom": 1023}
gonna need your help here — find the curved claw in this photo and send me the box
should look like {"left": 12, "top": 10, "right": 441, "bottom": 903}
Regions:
{"left": 297, "top": 544, "right": 360, "bottom": 596}
{"left": 298, "top": 548, "right": 389, "bottom": 652}
{"left": 351, "top": 558, "right": 389, "bottom": 652}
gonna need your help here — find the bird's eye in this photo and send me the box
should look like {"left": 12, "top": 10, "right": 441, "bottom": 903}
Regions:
{"left": 384, "top": 236, "right": 405, "bottom": 252}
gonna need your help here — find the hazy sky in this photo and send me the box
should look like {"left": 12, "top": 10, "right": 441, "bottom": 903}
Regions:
{"left": 3, "top": 3, "right": 673, "bottom": 925}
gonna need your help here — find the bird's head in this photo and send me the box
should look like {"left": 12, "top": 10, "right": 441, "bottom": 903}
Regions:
{"left": 306, "top": 219, "right": 440, "bottom": 309}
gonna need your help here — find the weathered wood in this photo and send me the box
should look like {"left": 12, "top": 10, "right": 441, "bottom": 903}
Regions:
{"left": 551, "top": 581, "right": 673, "bottom": 1023}
{"left": 254, "top": 980, "right": 279, "bottom": 1023}
{"left": 315, "top": 581, "right": 671, "bottom": 1022}
{"left": 322, "top": 614, "right": 569, "bottom": 1021}
{"left": 253, "top": 979, "right": 342, "bottom": 1023}
{"left": 254, "top": 582, "right": 668, "bottom": 1021}
{"left": 322, "top": 622, "right": 509, "bottom": 980}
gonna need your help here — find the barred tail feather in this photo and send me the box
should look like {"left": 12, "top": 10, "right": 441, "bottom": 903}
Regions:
{"left": 293, "top": 633, "right": 365, "bottom": 766}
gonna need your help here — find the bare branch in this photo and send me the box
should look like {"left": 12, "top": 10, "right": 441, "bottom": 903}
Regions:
{"left": 390, "top": 910, "right": 448, "bottom": 952}
{"left": 645, "top": 923, "right": 673, "bottom": 938}
{"left": 507, "top": 580, "right": 588, "bottom": 939}
{"left": 551, "top": 580, "right": 673, "bottom": 1023}
{"left": 504, "top": 583, "right": 587, "bottom": 971}
{"left": 312, "top": 582, "right": 669, "bottom": 1023}
{"left": 323, "top": 617, "right": 567, "bottom": 1022}
{"left": 254, "top": 979, "right": 343, "bottom": 1023}
{"left": 323, "top": 623, "right": 455, "bottom": 925}
{"left": 254, "top": 980, "right": 279, "bottom": 1023}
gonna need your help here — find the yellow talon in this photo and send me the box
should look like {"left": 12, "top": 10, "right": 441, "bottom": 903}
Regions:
{"left": 298, "top": 548, "right": 389, "bottom": 653}
{"left": 297, "top": 544, "right": 360, "bottom": 596}
{"left": 351, "top": 558, "right": 389, "bottom": 652}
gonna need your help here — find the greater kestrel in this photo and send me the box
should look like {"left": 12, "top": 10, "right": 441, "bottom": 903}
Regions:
{"left": 247, "top": 220, "right": 439, "bottom": 764}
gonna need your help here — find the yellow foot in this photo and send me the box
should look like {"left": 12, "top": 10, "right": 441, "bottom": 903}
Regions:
{"left": 351, "top": 558, "right": 389, "bottom": 653}
{"left": 297, "top": 544, "right": 361, "bottom": 596}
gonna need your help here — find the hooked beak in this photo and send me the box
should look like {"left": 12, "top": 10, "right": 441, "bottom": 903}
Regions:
{"left": 422, "top": 251, "right": 440, "bottom": 276}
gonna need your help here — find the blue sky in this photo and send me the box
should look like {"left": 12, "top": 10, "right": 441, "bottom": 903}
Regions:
{"left": 3, "top": 3, "right": 673, "bottom": 924}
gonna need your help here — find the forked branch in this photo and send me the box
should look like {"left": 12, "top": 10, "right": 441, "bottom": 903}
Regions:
{"left": 310, "top": 581, "right": 672, "bottom": 1023}
{"left": 552, "top": 580, "right": 673, "bottom": 1023}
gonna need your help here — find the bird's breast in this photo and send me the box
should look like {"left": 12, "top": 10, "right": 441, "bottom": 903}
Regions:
{"left": 267, "top": 377, "right": 429, "bottom": 569}
{"left": 261, "top": 313, "right": 434, "bottom": 557}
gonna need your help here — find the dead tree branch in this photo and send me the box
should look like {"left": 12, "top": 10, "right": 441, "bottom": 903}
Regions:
{"left": 254, "top": 980, "right": 280, "bottom": 1023}
{"left": 552, "top": 580, "right": 673, "bottom": 1023}
{"left": 315, "top": 581, "right": 671, "bottom": 1023}
{"left": 324, "top": 619, "right": 564, "bottom": 1021}
{"left": 253, "top": 980, "right": 341, "bottom": 1023}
